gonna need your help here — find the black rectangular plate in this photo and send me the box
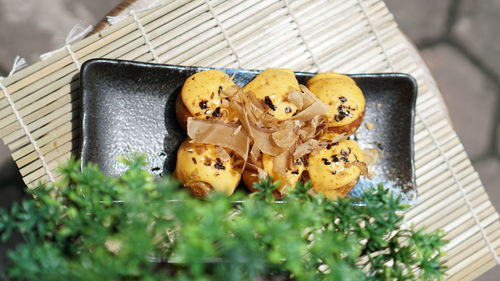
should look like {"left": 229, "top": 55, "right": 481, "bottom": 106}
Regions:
{"left": 81, "top": 59, "right": 417, "bottom": 204}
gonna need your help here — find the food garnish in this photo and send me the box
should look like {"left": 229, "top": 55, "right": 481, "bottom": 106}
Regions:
{"left": 174, "top": 69, "right": 374, "bottom": 199}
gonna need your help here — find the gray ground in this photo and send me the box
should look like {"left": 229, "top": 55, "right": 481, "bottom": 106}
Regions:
{"left": 0, "top": 0, "right": 498, "bottom": 279}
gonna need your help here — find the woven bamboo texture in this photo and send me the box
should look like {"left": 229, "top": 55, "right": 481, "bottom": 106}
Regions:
{"left": 0, "top": 0, "right": 498, "bottom": 279}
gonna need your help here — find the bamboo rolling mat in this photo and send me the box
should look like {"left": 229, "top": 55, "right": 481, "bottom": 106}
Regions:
{"left": 0, "top": 0, "right": 498, "bottom": 279}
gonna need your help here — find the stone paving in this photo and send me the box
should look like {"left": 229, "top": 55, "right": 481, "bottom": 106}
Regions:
{"left": 0, "top": 0, "right": 499, "bottom": 279}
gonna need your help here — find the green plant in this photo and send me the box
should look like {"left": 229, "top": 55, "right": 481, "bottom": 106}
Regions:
{"left": 0, "top": 155, "right": 447, "bottom": 281}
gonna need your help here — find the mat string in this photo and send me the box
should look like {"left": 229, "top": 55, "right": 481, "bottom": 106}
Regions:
{"left": 416, "top": 113, "right": 500, "bottom": 264}
{"left": 8, "top": 56, "right": 28, "bottom": 77}
{"left": 65, "top": 45, "right": 81, "bottom": 70}
{"left": 283, "top": 0, "right": 321, "bottom": 71}
{"left": 357, "top": 0, "right": 500, "bottom": 264}
{"left": 40, "top": 24, "right": 93, "bottom": 65}
{"left": 204, "top": 0, "right": 242, "bottom": 68}
{"left": 106, "top": 0, "right": 165, "bottom": 25}
{"left": 131, "top": 10, "right": 160, "bottom": 63}
{"left": 357, "top": 0, "right": 392, "bottom": 70}
{"left": 0, "top": 58, "right": 55, "bottom": 183}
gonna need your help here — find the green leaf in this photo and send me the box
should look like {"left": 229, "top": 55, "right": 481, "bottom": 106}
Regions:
{"left": 0, "top": 157, "right": 447, "bottom": 281}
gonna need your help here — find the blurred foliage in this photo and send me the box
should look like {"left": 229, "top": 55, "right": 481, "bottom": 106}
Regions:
{"left": 0, "top": 155, "right": 447, "bottom": 280}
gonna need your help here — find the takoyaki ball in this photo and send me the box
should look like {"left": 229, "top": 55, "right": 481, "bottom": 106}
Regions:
{"left": 262, "top": 154, "right": 305, "bottom": 194}
{"left": 306, "top": 72, "right": 356, "bottom": 86}
{"left": 174, "top": 140, "right": 243, "bottom": 197}
{"left": 244, "top": 68, "right": 301, "bottom": 120}
{"left": 307, "top": 73, "right": 365, "bottom": 136}
{"left": 242, "top": 153, "right": 305, "bottom": 196}
{"left": 176, "top": 70, "right": 237, "bottom": 130}
{"left": 241, "top": 167, "right": 261, "bottom": 193}
{"left": 307, "top": 140, "right": 364, "bottom": 200}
